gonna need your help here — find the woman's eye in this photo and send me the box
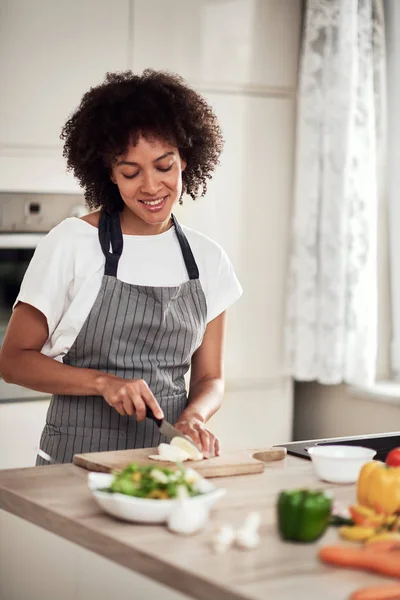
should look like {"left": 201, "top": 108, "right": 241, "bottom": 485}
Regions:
{"left": 121, "top": 164, "right": 173, "bottom": 179}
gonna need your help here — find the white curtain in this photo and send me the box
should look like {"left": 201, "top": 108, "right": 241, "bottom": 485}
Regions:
{"left": 285, "top": 0, "right": 386, "bottom": 386}
{"left": 385, "top": 0, "right": 400, "bottom": 379}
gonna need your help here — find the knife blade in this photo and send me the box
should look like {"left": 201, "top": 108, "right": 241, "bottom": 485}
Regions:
{"left": 145, "top": 406, "right": 202, "bottom": 453}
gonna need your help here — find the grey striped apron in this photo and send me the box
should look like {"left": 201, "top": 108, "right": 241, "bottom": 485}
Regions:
{"left": 36, "top": 211, "right": 207, "bottom": 464}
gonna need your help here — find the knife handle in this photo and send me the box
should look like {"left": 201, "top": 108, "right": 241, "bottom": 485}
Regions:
{"left": 145, "top": 405, "right": 163, "bottom": 428}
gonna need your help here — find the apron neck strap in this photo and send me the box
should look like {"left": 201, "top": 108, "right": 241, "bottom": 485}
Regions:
{"left": 98, "top": 211, "right": 123, "bottom": 277}
{"left": 98, "top": 211, "right": 199, "bottom": 280}
{"left": 171, "top": 214, "right": 199, "bottom": 280}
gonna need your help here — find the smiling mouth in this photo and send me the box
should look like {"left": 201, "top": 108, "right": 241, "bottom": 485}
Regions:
{"left": 139, "top": 196, "right": 167, "bottom": 206}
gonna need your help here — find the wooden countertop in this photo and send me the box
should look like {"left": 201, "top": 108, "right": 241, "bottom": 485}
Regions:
{"left": 0, "top": 455, "right": 391, "bottom": 600}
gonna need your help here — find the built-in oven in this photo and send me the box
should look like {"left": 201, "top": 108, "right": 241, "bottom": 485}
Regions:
{"left": 0, "top": 192, "right": 86, "bottom": 400}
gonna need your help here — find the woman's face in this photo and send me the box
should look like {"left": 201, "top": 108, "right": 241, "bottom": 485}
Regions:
{"left": 110, "top": 135, "right": 186, "bottom": 233}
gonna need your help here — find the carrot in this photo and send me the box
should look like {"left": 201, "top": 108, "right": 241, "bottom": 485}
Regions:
{"left": 350, "top": 584, "right": 400, "bottom": 600}
{"left": 363, "top": 541, "right": 400, "bottom": 553}
{"left": 318, "top": 546, "right": 370, "bottom": 567}
{"left": 318, "top": 543, "right": 400, "bottom": 578}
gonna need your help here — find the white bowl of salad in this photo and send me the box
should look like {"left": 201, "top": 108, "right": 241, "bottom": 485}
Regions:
{"left": 88, "top": 462, "right": 226, "bottom": 524}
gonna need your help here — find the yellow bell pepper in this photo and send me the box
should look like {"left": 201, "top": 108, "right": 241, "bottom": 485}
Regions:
{"left": 357, "top": 461, "right": 400, "bottom": 515}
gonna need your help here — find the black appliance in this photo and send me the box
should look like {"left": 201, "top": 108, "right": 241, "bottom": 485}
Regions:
{"left": 276, "top": 431, "right": 400, "bottom": 462}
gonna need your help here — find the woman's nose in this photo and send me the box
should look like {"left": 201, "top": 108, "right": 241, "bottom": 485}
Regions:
{"left": 140, "top": 171, "right": 161, "bottom": 195}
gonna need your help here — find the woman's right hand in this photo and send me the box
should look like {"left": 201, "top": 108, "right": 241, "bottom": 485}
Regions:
{"left": 96, "top": 374, "right": 164, "bottom": 420}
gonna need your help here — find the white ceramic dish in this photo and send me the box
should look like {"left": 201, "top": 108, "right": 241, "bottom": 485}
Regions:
{"left": 88, "top": 472, "right": 226, "bottom": 524}
{"left": 307, "top": 445, "right": 377, "bottom": 484}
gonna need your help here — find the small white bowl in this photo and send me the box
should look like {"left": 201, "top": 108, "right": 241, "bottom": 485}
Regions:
{"left": 307, "top": 445, "right": 377, "bottom": 484}
{"left": 88, "top": 472, "right": 226, "bottom": 524}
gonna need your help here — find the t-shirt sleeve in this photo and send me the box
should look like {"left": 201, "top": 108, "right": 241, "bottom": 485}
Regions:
{"left": 13, "top": 221, "right": 74, "bottom": 336}
{"left": 204, "top": 244, "right": 243, "bottom": 323}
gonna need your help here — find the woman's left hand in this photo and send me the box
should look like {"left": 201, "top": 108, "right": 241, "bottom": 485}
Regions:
{"left": 174, "top": 415, "right": 220, "bottom": 458}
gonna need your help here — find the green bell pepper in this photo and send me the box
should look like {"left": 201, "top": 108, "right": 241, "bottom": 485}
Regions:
{"left": 277, "top": 489, "right": 332, "bottom": 543}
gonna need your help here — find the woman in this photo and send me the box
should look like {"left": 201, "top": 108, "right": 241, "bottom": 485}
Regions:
{"left": 0, "top": 70, "right": 242, "bottom": 464}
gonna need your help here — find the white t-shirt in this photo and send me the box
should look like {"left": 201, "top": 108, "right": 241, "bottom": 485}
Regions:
{"left": 15, "top": 217, "right": 243, "bottom": 362}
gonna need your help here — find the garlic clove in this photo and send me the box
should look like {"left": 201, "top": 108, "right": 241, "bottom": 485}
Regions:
{"left": 167, "top": 500, "right": 209, "bottom": 535}
{"left": 211, "top": 524, "right": 236, "bottom": 553}
{"left": 241, "top": 511, "right": 261, "bottom": 533}
{"left": 235, "top": 529, "right": 260, "bottom": 550}
{"left": 234, "top": 511, "right": 262, "bottom": 551}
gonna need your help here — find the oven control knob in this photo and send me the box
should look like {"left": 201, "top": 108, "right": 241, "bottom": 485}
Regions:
{"left": 70, "top": 204, "right": 87, "bottom": 218}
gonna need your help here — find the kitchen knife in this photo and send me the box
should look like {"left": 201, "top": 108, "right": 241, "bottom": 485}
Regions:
{"left": 145, "top": 406, "right": 202, "bottom": 453}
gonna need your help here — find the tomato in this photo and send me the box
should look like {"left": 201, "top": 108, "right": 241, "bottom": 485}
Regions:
{"left": 386, "top": 447, "right": 400, "bottom": 467}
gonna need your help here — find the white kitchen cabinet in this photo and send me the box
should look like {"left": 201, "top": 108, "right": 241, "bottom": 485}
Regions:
{"left": 0, "top": 399, "right": 50, "bottom": 469}
{"left": 0, "top": 0, "right": 130, "bottom": 149}
{"left": 131, "top": 0, "right": 302, "bottom": 91}
{"left": 0, "top": 511, "right": 192, "bottom": 600}
{"left": 0, "top": 0, "right": 130, "bottom": 192}
{"left": 178, "top": 93, "right": 296, "bottom": 384}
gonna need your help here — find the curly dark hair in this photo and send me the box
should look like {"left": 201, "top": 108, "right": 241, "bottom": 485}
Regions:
{"left": 60, "top": 69, "right": 224, "bottom": 212}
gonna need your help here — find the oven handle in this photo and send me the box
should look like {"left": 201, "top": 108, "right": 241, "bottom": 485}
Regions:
{"left": 0, "top": 233, "right": 45, "bottom": 248}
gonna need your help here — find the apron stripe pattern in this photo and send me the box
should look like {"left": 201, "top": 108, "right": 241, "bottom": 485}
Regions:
{"left": 37, "top": 212, "right": 207, "bottom": 464}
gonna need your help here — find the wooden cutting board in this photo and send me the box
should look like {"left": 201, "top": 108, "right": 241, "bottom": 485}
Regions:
{"left": 73, "top": 446, "right": 286, "bottom": 478}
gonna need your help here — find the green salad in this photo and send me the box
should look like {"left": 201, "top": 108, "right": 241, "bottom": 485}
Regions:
{"left": 102, "top": 462, "right": 202, "bottom": 500}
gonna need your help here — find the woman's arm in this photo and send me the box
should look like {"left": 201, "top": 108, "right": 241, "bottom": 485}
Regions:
{"left": 174, "top": 311, "right": 226, "bottom": 457}
{"left": 0, "top": 302, "right": 163, "bottom": 419}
